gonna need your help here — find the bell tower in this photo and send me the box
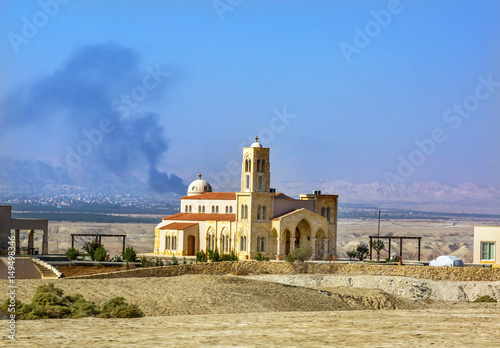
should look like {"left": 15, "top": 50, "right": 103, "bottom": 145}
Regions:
{"left": 241, "top": 136, "right": 270, "bottom": 193}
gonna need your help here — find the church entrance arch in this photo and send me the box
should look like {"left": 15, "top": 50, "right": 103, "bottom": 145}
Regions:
{"left": 187, "top": 235, "right": 195, "bottom": 256}
{"left": 295, "top": 219, "right": 311, "bottom": 249}
{"left": 295, "top": 228, "right": 300, "bottom": 249}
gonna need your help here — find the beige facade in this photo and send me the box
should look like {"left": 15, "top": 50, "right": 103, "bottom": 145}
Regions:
{"left": 473, "top": 226, "right": 500, "bottom": 265}
{"left": 154, "top": 138, "right": 339, "bottom": 260}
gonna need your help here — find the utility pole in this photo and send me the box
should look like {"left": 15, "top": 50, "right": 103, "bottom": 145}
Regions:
{"left": 377, "top": 210, "right": 381, "bottom": 241}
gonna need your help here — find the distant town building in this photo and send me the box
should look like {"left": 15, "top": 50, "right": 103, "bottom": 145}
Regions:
{"left": 473, "top": 226, "right": 499, "bottom": 266}
{"left": 0, "top": 205, "right": 49, "bottom": 255}
{"left": 154, "top": 138, "right": 338, "bottom": 260}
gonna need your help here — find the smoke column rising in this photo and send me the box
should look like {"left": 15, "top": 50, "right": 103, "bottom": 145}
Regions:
{"left": 0, "top": 42, "right": 186, "bottom": 195}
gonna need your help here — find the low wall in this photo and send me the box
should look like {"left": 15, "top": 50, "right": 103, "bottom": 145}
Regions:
{"left": 70, "top": 261, "right": 500, "bottom": 282}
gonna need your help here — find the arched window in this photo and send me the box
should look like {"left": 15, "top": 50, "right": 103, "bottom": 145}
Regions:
{"left": 185, "top": 205, "right": 188, "bottom": 212}
{"left": 244, "top": 205, "right": 248, "bottom": 219}
{"left": 172, "top": 236, "right": 177, "bottom": 250}
{"left": 257, "top": 159, "right": 261, "bottom": 172}
{"left": 204, "top": 186, "right": 208, "bottom": 192}
{"left": 166, "top": 235, "right": 170, "bottom": 250}
{"left": 321, "top": 207, "right": 326, "bottom": 217}
{"left": 216, "top": 206, "right": 219, "bottom": 213}
{"left": 257, "top": 205, "right": 261, "bottom": 220}
{"left": 225, "top": 206, "right": 228, "bottom": 213}
{"left": 212, "top": 205, "right": 215, "bottom": 213}
{"left": 258, "top": 176, "right": 263, "bottom": 190}
{"left": 262, "top": 206, "right": 266, "bottom": 220}
{"left": 241, "top": 205, "right": 245, "bottom": 219}
{"left": 198, "top": 206, "right": 202, "bottom": 213}
{"left": 240, "top": 236, "right": 247, "bottom": 251}
{"left": 245, "top": 159, "right": 251, "bottom": 172}
{"left": 245, "top": 174, "right": 250, "bottom": 189}
{"left": 230, "top": 206, "right": 233, "bottom": 213}
{"left": 192, "top": 186, "right": 197, "bottom": 191}
{"left": 257, "top": 236, "right": 265, "bottom": 252}
{"left": 189, "top": 205, "right": 192, "bottom": 213}
{"left": 211, "top": 234, "right": 215, "bottom": 250}
{"left": 326, "top": 207, "right": 331, "bottom": 222}
{"left": 202, "top": 206, "right": 206, "bottom": 213}
{"left": 261, "top": 161, "right": 265, "bottom": 172}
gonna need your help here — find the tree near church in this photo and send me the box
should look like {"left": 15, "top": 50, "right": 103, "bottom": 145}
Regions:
{"left": 356, "top": 243, "right": 369, "bottom": 261}
{"left": 370, "top": 239, "right": 385, "bottom": 261}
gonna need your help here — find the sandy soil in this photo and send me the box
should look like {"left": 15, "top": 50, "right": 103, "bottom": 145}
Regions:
{"left": 5, "top": 309, "right": 500, "bottom": 347}
{"left": 2, "top": 274, "right": 499, "bottom": 346}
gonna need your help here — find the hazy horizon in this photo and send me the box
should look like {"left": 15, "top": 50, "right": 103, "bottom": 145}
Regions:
{"left": 1, "top": 1, "right": 498, "bottom": 207}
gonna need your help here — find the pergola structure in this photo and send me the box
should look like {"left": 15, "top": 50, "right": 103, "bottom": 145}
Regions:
{"left": 369, "top": 235, "right": 422, "bottom": 261}
{"left": 71, "top": 234, "right": 127, "bottom": 253}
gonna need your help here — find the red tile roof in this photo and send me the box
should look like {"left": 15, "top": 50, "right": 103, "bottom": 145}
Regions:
{"left": 159, "top": 222, "right": 198, "bottom": 230}
{"left": 180, "top": 192, "right": 236, "bottom": 200}
{"left": 272, "top": 209, "right": 301, "bottom": 220}
{"left": 162, "top": 213, "right": 236, "bottom": 222}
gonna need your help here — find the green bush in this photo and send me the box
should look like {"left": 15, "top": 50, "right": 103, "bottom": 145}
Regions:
{"left": 82, "top": 240, "right": 100, "bottom": 261}
{"left": 122, "top": 247, "right": 137, "bottom": 262}
{"left": 356, "top": 243, "right": 369, "bottom": 261}
{"left": 370, "top": 239, "right": 385, "bottom": 261}
{"left": 255, "top": 252, "right": 270, "bottom": 261}
{"left": 286, "top": 245, "right": 313, "bottom": 263}
{"left": 141, "top": 257, "right": 154, "bottom": 268}
{"left": 98, "top": 297, "right": 143, "bottom": 318}
{"left": 346, "top": 250, "right": 357, "bottom": 260}
{"left": 65, "top": 247, "right": 79, "bottom": 262}
{"left": 208, "top": 249, "right": 221, "bottom": 262}
{"left": 196, "top": 250, "right": 207, "bottom": 262}
{"left": 65, "top": 293, "right": 100, "bottom": 318}
{"left": 171, "top": 255, "right": 179, "bottom": 265}
{"left": 2, "top": 283, "right": 143, "bottom": 320}
{"left": 94, "top": 245, "right": 107, "bottom": 262}
{"left": 474, "top": 295, "right": 497, "bottom": 303}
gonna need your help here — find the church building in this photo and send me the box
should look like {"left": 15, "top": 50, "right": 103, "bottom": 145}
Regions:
{"left": 154, "top": 138, "right": 338, "bottom": 260}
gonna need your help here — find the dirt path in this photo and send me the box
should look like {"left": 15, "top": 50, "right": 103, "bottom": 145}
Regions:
{"left": 5, "top": 308, "right": 500, "bottom": 347}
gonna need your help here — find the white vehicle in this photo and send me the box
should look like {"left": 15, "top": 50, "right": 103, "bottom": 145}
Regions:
{"left": 429, "top": 255, "right": 464, "bottom": 267}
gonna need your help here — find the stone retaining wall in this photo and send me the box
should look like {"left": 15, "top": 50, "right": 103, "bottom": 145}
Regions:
{"left": 70, "top": 261, "right": 500, "bottom": 282}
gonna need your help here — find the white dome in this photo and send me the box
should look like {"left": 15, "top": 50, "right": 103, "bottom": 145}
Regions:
{"left": 187, "top": 174, "right": 212, "bottom": 196}
{"left": 250, "top": 136, "right": 263, "bottom": 148}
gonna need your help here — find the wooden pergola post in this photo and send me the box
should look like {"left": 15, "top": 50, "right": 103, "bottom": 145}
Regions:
{"left": 369, "top": 236, "right": 373, "bottom": 260}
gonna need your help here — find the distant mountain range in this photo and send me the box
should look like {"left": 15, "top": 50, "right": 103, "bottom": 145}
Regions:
{"left": 274, "top": 180, "right": 500, "bottom": 214}
{"left": 1, "top": 156, "right": 498, "bottom": 214}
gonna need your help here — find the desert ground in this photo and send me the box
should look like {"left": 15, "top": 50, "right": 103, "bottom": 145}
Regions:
{"left": 2, "top": 275, "right": 500, "bottom": 347}
{"left": 19, "top": 217, "right": 499, "bottom": 262}
{"left": 6, "top": 217, "right": 500, "bottom": 346}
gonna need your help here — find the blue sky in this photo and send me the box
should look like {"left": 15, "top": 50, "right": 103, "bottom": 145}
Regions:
{"left": 0, "top": 0, "right": 499, "bottom": 192}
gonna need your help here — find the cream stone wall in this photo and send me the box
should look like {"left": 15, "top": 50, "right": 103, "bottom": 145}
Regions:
{"left": 180, "top": 199, "right": 236, "bottom": 214}
{"left": 474, "top": 226, "right": 500, "bottom": 265}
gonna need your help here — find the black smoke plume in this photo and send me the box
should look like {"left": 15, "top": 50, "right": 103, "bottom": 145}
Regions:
{"left": 0, "top": 42, "right": 186, "bottom": 194}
